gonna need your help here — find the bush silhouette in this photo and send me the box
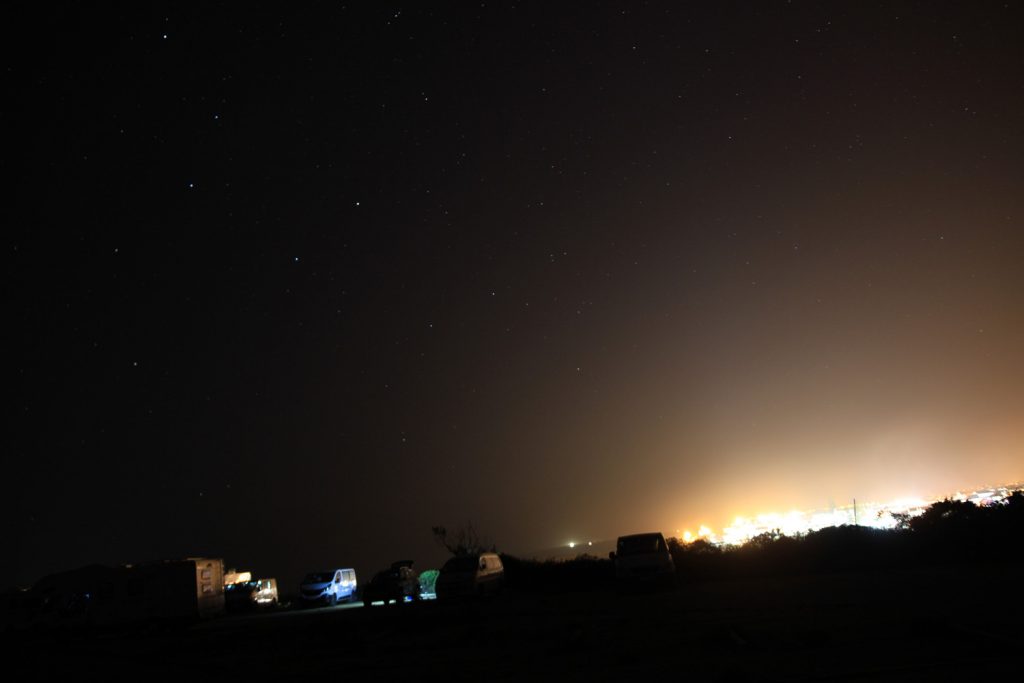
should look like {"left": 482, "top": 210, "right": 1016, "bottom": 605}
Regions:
{"left": 457, "top": 495, "right": 1023, "bottom": 596}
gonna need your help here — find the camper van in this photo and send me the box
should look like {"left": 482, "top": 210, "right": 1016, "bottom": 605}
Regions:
{"left": 609, "top": 532, "right": 675, "bottom": 588}
{"left": 435, "top": 553, "right": 504, "bottom": 599}
{"left": 299, "top": 568, "right": 356, "bottom": 606}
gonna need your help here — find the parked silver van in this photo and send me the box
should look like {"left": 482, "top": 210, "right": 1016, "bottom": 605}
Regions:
{"left": 299, "top": 568, "right": 357, "bottom": 606}
{"left": 435, "top": 553, "right": 504, "bottom": 599}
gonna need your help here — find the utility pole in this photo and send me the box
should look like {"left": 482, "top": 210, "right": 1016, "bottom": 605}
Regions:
{"left": 853, "top": 498, "right": 858, "bottom": 526}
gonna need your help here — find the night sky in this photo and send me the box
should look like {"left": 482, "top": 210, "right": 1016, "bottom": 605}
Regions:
{"left": 7, "top": 2, "right": 1023, "bottom": 590}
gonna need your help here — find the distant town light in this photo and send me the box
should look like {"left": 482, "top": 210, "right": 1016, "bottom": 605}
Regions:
{"left": 714, "top": 485, "right": 1020, "bottom": 546}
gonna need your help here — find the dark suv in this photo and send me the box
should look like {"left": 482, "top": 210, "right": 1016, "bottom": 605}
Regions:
{"left": 362, "top": 561, "right": 420, "bottom": 607}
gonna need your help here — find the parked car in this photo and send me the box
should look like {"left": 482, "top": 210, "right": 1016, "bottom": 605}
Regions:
{"left": 299, "top": 568, "right": 356, "bottom": 606}
{"left": 362, "top": 561, "right": 420, "bottom": 607}
{"left": 225, "top": 578, "right": 279, "bottom": 611}
{"left": 435, "top": 553, "right": 504, "bottom": 599}
{"left": 609, "top": 532, "right": 675, "bottom": 589}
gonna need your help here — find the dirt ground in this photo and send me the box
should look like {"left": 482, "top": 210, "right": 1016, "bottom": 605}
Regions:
{"left": 9, "top": 563, "right": 1022, "bottom": 681}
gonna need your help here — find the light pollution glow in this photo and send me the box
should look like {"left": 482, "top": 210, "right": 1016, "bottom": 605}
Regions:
{"left": 676, "top": 482, "right": 1022, "bottom": 547}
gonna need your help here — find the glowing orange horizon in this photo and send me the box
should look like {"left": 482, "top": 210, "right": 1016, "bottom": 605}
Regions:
{"left": 672, "top": 481, "right": 1022, "bottom": 546}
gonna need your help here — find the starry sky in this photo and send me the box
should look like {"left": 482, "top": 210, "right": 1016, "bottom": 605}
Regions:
{"left": 7, "top": 2, "right": 1023, "bottom": 590}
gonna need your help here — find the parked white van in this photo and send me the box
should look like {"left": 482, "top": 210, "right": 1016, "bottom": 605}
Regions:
{"left": 609, "top": 532, "right": 675, "bottom": 588}
{"left": 299, "top": 568, "right": 357, "bottom": 606}
{"left": 435, "top": 553, "right": 504, "bottom": 599}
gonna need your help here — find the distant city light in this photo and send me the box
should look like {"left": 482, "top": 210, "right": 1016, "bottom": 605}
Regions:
{"left": 681, "top": 483, "right": 1022, "bottom": 547}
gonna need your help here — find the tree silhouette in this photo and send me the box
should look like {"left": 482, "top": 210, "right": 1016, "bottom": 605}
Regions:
{"left": 431, "top": 521, "right": 496, "bottom": 556}
{"left": 909, "top": 498, "right": 978, "bottom": 532}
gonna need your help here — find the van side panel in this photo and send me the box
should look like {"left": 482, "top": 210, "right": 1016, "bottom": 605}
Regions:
{"left": 192, "top": 558, "right": 225, "bottom": 618}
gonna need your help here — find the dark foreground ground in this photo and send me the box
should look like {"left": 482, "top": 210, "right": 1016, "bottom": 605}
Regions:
{"left": 9, "top": 563, "right": 1022, "bottom": 681}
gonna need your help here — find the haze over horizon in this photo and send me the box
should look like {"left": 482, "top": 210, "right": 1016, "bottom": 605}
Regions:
{"left": 8, "top": 2, "right": 1023, "bottom": 591}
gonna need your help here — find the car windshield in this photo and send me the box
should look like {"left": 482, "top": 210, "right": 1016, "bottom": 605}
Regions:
{"left": 225, "top": 581, "right": 257, "bottom": 592}
{"left": 303, "top": 572, "right": 334, "bottom": 583}
{"left": 442, "top": 556, "right": 479, "bottom": 572}
{"left": 618, "top": 534, "right": 666, "bottom": 556}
